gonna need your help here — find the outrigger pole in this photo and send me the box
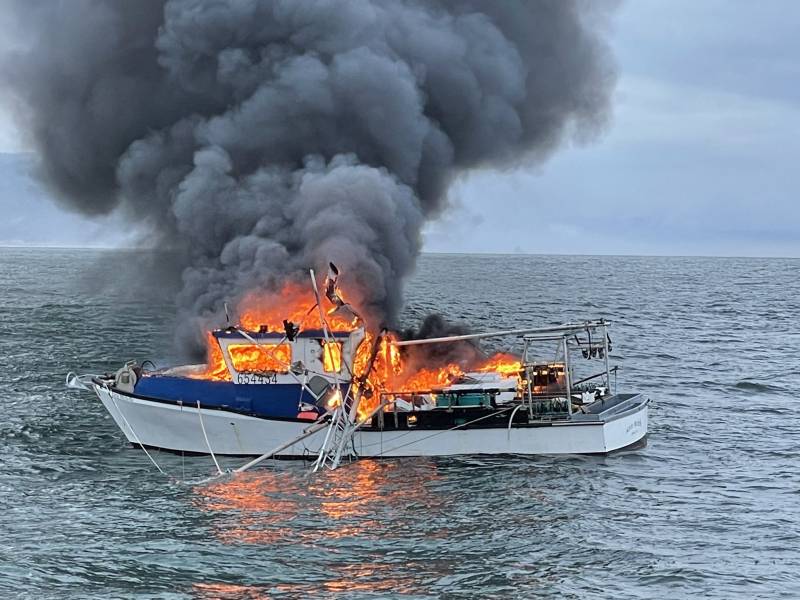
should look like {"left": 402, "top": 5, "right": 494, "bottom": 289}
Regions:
{"left": 235, "top": 418, "right": 332, "bottom": 473}
{"left": 392, "top": 320, "right": 609, "bottom": 347}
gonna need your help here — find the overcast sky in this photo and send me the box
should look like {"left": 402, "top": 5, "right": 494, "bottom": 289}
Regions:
{"left": 1, "top": 1, "right": 798, "bottom": 256}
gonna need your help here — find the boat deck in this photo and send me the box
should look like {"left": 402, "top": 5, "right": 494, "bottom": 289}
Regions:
{"left": 363, "top": 393, "right": 647, "bottom": 432}
{"left": 572, "top": 393, "right": 646, "bottom": 422}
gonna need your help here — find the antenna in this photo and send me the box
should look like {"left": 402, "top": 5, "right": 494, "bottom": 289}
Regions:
{"left": 223, "top": 301, "right": 230, "bottom": 326}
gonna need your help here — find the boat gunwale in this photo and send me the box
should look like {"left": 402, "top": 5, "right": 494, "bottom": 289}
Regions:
{"left": 128, "top": 433, "right": 649, "bottom": 459}
{"left": 93, "top": 377, "right": 648, "bottom": 430}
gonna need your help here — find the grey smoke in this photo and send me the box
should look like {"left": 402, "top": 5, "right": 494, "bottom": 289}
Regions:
{"left": 400, "top": 313, "right": 485, "bottom": 372}
{"left": 2, "top": 0, "right": 617, "bottom": 355}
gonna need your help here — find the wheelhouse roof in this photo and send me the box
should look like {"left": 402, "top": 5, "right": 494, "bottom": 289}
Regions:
{"left": 212, "top": 328, "right": 356, "bottom": 340}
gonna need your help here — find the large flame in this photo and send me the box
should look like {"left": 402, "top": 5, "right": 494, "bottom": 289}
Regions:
{"left": 190, "top": 280, "right": 524, "bottom": 418}
{"left": 474, "top": 353, "right": 523, "bottom": 377}
{"left": 321, "top": 341, "right": 343, "bottom": 373}
{"left": 228, "top": 343, "right": 292, "bottom": 373}
{"left": 193, "top": 332, "right": 231, "bottom": 381}
{"left": 238, "top": 281, "right": 359, "bottom": 333}
{"left": 348, "top": 332, "right": 522, "bottom": 420}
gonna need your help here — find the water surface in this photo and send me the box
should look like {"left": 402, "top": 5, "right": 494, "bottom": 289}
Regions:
{"left": 1, "top": 249, "right": 798, "bottom": 598}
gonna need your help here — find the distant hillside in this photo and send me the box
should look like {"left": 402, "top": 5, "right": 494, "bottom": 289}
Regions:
{"left": 0, "top": 153, "right": 121, "bottom": 247}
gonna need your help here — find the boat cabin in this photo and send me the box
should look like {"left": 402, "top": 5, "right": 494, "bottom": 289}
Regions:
{"left": 211, "top": 327, "right": 365, "bottom": 385}
{"left": 119, "top": 327, "right": 366, "bottom": 421}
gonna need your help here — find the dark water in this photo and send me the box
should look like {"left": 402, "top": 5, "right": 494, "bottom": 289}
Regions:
{"left": 1, "top": 248, "right": 798, "bottom": 599}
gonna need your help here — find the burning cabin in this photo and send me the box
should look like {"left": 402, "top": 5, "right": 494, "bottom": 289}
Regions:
{"left": 115, "top": 326, "right": 366, "bottom": 421}
{"left": 72, "top": 314, "right": 649, "bottom": 460}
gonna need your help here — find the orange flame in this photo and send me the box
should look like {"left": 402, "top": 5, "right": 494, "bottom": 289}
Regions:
{"left": 238, "top": 281, "right": 358, "bottom": 333}
{"left": 189, "top": 281, "right": 524, "bottom": 417}
{"left": 393, "top": 363, "right": 464, "bottom": 392}
{"left": 474, "top": 352, "right": 523, "bottom": 377}
{"left": 228, "top": 343, "right": 291, "bottom": 373}
{"left": 321, "top": 341, "right": 343, "bottom": 373}
{"left": 192, "top": 332, "right": 231, "bottom": 381}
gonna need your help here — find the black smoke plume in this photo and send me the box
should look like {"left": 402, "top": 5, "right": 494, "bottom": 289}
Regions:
{"left": 397, "top": 313, "right": 485, "bottom": 376}
{"left": 2, "top": 0, "right": 617, "bottom": 356}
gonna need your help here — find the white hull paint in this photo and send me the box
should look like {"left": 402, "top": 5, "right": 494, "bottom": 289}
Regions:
{"left": 95, "top": 385, "right": 648, "bottom": 458}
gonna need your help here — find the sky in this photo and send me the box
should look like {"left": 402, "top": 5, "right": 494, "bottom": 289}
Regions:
{"left": 0, "top": 1, "right": 798, "bottom": 256}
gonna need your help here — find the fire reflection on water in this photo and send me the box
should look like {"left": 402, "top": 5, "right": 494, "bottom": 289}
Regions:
{"left": 192, "top": 583, "right": 266, "bottom": 600}
{"left": 194, "top": 460, "right": 444, "bottom": 544}
{"left": 191, "top": 460, "right": 449, "bottom": 594}
{"left": 192, "top": 562, "right": 423, "bottom": 598}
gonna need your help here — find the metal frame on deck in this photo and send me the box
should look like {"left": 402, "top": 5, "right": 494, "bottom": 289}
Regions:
{"left": 530, "top": 320, "right": 611, "bottom": 412}
{"left": 392, "top": 319, "right": 613, "bottom": 421}
{"left": 311, "top": 318, "right": 614, "bottom": 471}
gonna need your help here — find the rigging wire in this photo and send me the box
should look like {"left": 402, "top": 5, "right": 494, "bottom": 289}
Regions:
{"left": 357, "top": 405, "right": 516, "bottom": 456}
{"left": 196, "top": 401, "right": 224, "bottom": 476}
{"left": 106, "top": 386, "right": 166, "bottom": 475}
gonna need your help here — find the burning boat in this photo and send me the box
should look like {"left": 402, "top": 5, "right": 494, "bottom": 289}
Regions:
{"left": 68, "top": 268, "right": 648, "bottom": 468}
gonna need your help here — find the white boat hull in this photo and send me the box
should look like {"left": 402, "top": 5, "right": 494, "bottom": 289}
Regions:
{"left": 94, "top": 385, "right": 648, "bottom": 458}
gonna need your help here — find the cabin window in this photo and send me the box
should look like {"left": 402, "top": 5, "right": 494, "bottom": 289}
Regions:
{"left": 321, "top": 341, "right": 343, "bottom": 373}
{"left": 227, "top": 343, "right": 291, "bottom": 374}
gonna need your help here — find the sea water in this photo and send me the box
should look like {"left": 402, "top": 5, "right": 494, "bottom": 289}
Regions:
{"left": 0, "top": 248, "right": 797, "bottom": 599}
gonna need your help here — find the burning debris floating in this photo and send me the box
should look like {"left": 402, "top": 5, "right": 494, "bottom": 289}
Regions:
{"left": 68, "top": 264, "right": 649, "bottom": 473}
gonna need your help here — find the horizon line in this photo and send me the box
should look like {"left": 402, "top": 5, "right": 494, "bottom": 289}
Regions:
{"left": 1, "top": 243, "right": 798, "bottom": 260}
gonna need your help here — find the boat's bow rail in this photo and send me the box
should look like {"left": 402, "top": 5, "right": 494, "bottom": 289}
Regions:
{"left": 570, "top": 393, "right": 649, "bottom": 422}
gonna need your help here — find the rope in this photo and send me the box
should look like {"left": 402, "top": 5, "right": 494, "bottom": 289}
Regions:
{"left": 235, "top": 418, "right": 330, "bottom": 473}
{"left": 66, "top": 372, "right": 98, "bottom": 391}
{"left": 196, "top": 401, "right": 224, "bottom": 475}
{"left": 106, "top": 387, "right": 166, "bottom": 475}
{"left": 507, "top": 404, "right": 525, "bottom": 441}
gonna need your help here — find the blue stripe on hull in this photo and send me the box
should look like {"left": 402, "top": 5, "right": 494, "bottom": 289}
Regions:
{"left": 133, "top": 376, "right": 328, "bottom": 419}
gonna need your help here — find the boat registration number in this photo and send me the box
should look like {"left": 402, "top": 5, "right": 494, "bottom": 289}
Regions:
{"left": 236, "top": 373, "right": 279, "bottom": 385}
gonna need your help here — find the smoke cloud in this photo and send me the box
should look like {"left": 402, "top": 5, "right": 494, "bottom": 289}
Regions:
{"left": 2, "top": 0, "right": 616, "bottom": 355}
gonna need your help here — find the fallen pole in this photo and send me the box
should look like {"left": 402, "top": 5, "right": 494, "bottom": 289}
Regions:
{"left": 234, "top": 420, "right": 330, "bottom": 473}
